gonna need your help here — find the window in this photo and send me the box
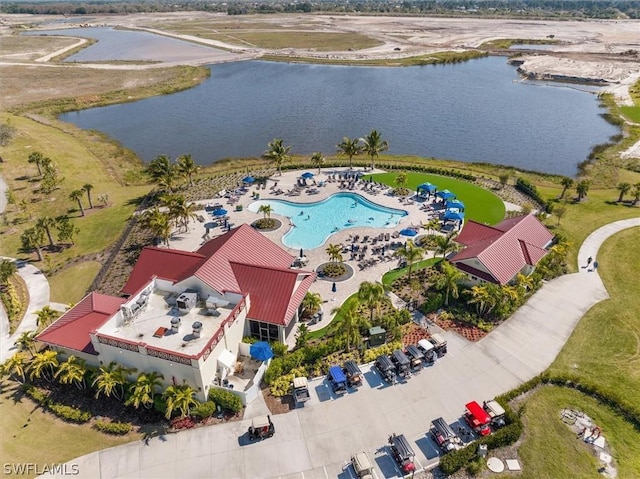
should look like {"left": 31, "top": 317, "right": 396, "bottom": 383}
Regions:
{"left": 249, "top": 320, "right": 280, "bottom": 342}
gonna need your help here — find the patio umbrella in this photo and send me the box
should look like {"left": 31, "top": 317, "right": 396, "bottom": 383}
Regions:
{"left": 212, "top": 208, "right": 227, "bottom": 216}
{"left": 242, "top": 176, "right": 255, "bottom": 184}
{"left": 444, "top": 210, "right": 465, "bottom": 222}
{"left": 400, "top": 228, "right": 418, "bottom": 237}
{"left": 332, "top": 282, "right": 337, "bottom": 293}
{"left": 249, "top": 341, "right": 274, "bottom": 361}
{"left": 301, "top": 172, "right": 315, "bottom": 179}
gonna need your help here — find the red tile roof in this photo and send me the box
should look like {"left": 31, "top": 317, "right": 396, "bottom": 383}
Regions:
{"left": 452, "top": 215, "right": 553, "bottom": 284}
{"left": 122, "top": 248, "right": 205, "bottom": 295}
{"left": 36, "top": 293, "right": 125, "bottom": 354}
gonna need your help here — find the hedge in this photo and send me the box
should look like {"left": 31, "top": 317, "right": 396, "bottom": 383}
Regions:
{"left": 515, "top": 177, "right": 546, "bottom": 208}
{"left": 25, "top": 386, "right": 91, "bottom": 424}
{"left": 93, "top": 420, "right": 133, "bottom": 435}
{"left": 192, "top": 400, "right": 217, "bottom": 419}
{"left": 208, "top": 388, "right": 243, "bottom": 413}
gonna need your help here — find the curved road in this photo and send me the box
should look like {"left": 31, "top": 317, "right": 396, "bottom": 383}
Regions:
{"left": 38, "top": 217, "right": 638, "bottom": 479}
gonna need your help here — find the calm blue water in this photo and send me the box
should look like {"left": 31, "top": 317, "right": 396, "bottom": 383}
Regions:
{"left": 248, "top": 193, "right": 407, "bottom": 250}
{"left": 59, "top": 56, "right": 617, "bottom": 176}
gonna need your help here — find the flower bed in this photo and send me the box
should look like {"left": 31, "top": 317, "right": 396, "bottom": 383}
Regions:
{"left": 434, "top": 317, "right": 488, "bottom": 342}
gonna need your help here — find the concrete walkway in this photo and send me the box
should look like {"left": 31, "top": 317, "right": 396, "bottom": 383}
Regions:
{"left": 41, "top": 217, "right": 638, "bottom": 479}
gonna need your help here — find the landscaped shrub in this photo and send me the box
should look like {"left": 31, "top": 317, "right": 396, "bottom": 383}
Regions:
{"left": 270, "top": 341, "right": 288, "bottom": 358}
{"left": 253, "top": 218, "right": 276, "bottom": 229}
{"left": 242, "top": 336, "right": 258, "bottom": 345}
{"left": 420, "top": 292, "right": 444, "bottom": 313}
{"left": 48, "top": 403, "right": 92, "bottom": 424}
{"left": 439, "top": 443, "right": 478, "bottom": 475}
{"left": 93, "top": 420, "right": 133, "bottom": 435}
{"left": 362, "top": 341, "right": 403, "bottom": 363}
{"left": 208, "top": 388, "right": 243, "bottom": 413}
{"left": 269, "top": 373, "right": 296, "bottom": 397}
{"left": 24, "top": 385, "right": 50, "bottom": 406}
{"left": 322, "top": 263, "right": 347, "bottom": 277}
{"left": 153, "top": 394, "right": 168, "bottom": 416}
{"left": 192, "top": 400, "right": 217, "bottom": 419}
{"left": 170, "top": 416, "right": 196, "bottom": 430}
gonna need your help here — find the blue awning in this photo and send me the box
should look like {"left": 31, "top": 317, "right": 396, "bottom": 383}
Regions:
{"left": 436, "top": 189, "right": 456, "bottom": 200}
{"left": 417, "top": 182, "right": 437, "bottom": 193}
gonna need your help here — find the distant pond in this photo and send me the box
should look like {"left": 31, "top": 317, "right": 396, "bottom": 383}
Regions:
{"left": 47, "top": 28, "right": 617, "bottom": 176}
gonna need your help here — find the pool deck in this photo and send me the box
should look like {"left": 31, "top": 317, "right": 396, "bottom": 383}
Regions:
{"left": 166, "top": 167, "right": 518, "bottom": 343}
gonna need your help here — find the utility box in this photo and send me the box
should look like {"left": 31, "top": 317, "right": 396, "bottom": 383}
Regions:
{"left": 368, "top": 326, "right": 386, "bottom": 347}
{"left": 478, "top": 444, "right": 488, "bottom": 457}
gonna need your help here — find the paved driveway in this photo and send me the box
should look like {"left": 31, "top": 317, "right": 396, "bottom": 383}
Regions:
{"left": 42, "top": 218, "right": 640, "bottom": 479}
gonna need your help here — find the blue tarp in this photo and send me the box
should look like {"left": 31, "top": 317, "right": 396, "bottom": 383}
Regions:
{"left": 329, "top": 365, "right": 347, "bottom": 384}
{"left": 400, "top": 228, "right": 418, "bottom": 236}
{"left": 250, "top": 341, "right": 274, "bottom": 361}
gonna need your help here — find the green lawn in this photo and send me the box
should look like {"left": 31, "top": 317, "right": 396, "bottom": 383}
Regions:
{"left": 49, "top": 261, "right": 102, "bottom": 305}
{"left": 371, "top": 172, "right": 505, "bottom": 225}
{"left": 381, "top": 257, "right": 441, "bottom": 286}
{"left": 547, "top": 227, "right": 640, "bottom": 411}
{"left": 620, "top": 105, "right": 640, "bottom": 123}
{"left": 309, "top": 293, "right": 359, "bottom": 340}
{"left": 507, "top": 386, "right": 640, "bottom": 479}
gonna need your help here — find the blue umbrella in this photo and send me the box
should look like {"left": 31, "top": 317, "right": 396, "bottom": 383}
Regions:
{"left": 242, "top": 176, "right": 255, "bottom": 184}
{"left": 249, "top": 341, "right": 274, "bottom": 361}
{"left": 212, "top": 208, "right": 227, "bottom": 216}
{"left": 301, "top": 172, "right": 315, "bottom": 179}
{"left": 444, "top": 211, "right": 465, "bottom": 221}
{"left": 446, "top": 200, "right": 465, "bottom": 210}
{"left": 417, "top": 182, "right": 437, "bottom": 193}
{"left": 400, "top": 228, "right": 418, "bottom": 237}
{"left": 437, "top": 189, "right": 456, "bottom": 200}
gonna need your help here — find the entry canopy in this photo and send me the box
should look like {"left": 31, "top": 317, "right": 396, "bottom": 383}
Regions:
{"left": 250, "top": 341, "right": 274, "bottom": 361}
{"left": 417, "top": 182, "right": 437, "bottom": 193}
{"left": 436, "top": 189, "right": 456, "bottom": 200}
{"left": 446, "top": 200, "right": 465, "bottom": 211}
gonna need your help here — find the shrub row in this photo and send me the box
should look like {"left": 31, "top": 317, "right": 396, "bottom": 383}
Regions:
{"left": 362, "top": 341, "right": 403, "bottom": 363}
{"left": 515, "top": 177, "right": 546, "bottom": 208}
{"left": 208, "top": 388, "right": 243, "bottom": 413}
{"left": 192, "top": 400, "right": 217, "bottom": 419}
{"left": 93, "top": 420, "right": 133, "bottom": 435}
{"left": 25, "top": 386, "right": 92, "bottom": 424}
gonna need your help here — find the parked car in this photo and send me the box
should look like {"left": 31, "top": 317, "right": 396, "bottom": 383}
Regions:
{"left": 464, "top": 401, "right": 492, "bottom": 436}
{"left": 405, "top": 344, "right": 424, "bottom": 371}
{"left": 388, "top": 433, "right": 416, "bottom": 474}
{"left": 430, "top": 417, "right": 461, "bottom": 453}
{"left": 391, "top": 349, "right": 411, "bottom": 378}
{"left": 483, "top": 399, "right": 507, "bottom": 428}
{"left": 374, "top": 355, "right": 396, "bottom": 384}
{"left": 350, "top": 451, "right": 374, "bottom": 479}
{"left": 292, "top": 377, "right": 310, "bottom": 404}
{"left": 328, "top": 365, "right": 348, "bottom": 395}
{"left": 248, "top": 415, "right": 275, "bottom": 440}
{"left": 343, "top": 360, "right": 363, "bottom": 388}
{"left": 417, "top": 338, "right": 436, "bottom": 363}
{"left": 429, "top": 333, "right": 448, "bottom": 357}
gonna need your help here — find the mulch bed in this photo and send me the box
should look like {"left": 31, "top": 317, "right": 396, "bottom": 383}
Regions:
{"left": 401, "top": 322, "right": 430, "bottom": 346}
{"left": 261, "top": 384, "right": 294, "bottom": 415}
{"left": 433, "top": 317, "right": 488, "bottom": 342}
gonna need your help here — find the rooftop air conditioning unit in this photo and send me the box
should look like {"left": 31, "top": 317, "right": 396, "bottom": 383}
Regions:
{"left": 170, "top": 317, "right": 181, "bottom": 333}
{"left": 192, "top": 321, "right": 203, "bottom": 339}
{"left": 176, "top": 290, "right": 198, "bottom": 311}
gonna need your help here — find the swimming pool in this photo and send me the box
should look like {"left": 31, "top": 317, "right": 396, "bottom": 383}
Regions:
{"left": 248, "top": 192, "right": 407, "bottom": 250}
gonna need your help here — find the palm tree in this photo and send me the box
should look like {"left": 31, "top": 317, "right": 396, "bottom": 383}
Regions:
{"left": 336, "top": 137, "right": 363, "bottom": 169}
{"left": 0, "top": 258, "right": 17, "bottom": 285}
{"left": 177, "top": 154, "right": 200, "bottom": 186}
{"left": 554, "top": 204, "right": 567, "bottom": 225}
{"left": 21, "top": 227, "right": 44, "bottom": 261}
{"left": 15, "top": 331, "right": 37, "bottom": 357}
{"left": 258, "top": 204, "right": 273, "bottom": 219}
{"left": 393, "top": 240, "right": 424, "bottom": 278}
{"left": 28, "top": 151, "right": 45, "bottom": 176}
{"left": 83, "top": 183, "right": 94, "bottom": 209}
{"left": 55, "top": 355, "right": 87, "bottom": 390}
{"left": 126, "top": 371, "right": 165, "bottom": 409}
{"left": 162, "top": 195, "right": 197, "bottom": 233}
{"left": 361, "top": 130, "right": 389, "bottom": 170}
{"left": 29, "top": 350, "right": 59, "bottom": 382}
{"left": 357, "top": 281, "right": 386, "bottom": 321}
{"left": 632, "top": 183, "right": 640, "bottom": 207}
{"left": 36, "top": 216, "right": 57, "bottom": 249}
{"left": 92, "top": 362, "right": 135, "bottom": 401}
{"left": 616, "top": 182, "right": 631, "bottom": 203}
{"left": 141, "top": 207, "right": 172, "bottom": 247}
{"left": 425, "top": 218, "right": 440, "bottom": 234}
{"left": 310, "top": 152, "right": 325, "bottom": 174}
{"left": 263, "top": 138, "right": 292, "bottom": 176}
{"left": 163, "top": 384, "right": 198, "bottom": 419}
{"left": 146, "top": 155, "right": 178, "bottom": 192}
{"left": 434, "top": 232, "right": 459, "bottom": 259}
{"left": 559, "top": 177, "right": 574, "bottom": 199}
{"left": 69, "top": 189, "right": 85, "bottom": 217}
{"left": 395, "top": 171, "right": 408, "bottom": 188}
{"left": 301, "top": 291, "right": 322, "bottom": 317}
{"left": 434, "top": 261, "right": 465, "bottom": 306}
{"left": 2, "top": 353, "right": 27, "bottom": 383}
{"left": 576, "top": 180, "right": 590, "bottom": 201}
{"left": 35, "top": 306, "right": 60, "bottom": 328}
{"left": 325, "top": 243, "right": 343, "bottom": 263}
{"left": 514, "top": 272, "right": 535, "bottom": 297}
{"left": 330, "top": 300, "right": 365, "bottom": 351}
{"left": 466, "top": 284, "right": 494, "bottom": 318}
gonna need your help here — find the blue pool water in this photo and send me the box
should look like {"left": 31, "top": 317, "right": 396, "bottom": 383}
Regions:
{"left": 248, "top": 193, "right": 407, "bottom": 250}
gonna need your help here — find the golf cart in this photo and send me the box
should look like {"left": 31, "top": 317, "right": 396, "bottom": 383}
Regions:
{"left": 405, "top": 344, "right": 424, "bottom": 371}
{"left": 429, "top": 333, "right": 448, "bottom": 357}
{"left": 343, "top": 360, "right": 363, "bottom": 388}
{"left": 417, "top": 338, "right": 436, "bottom": 363}
{"left": 374, "top": 355, "right": 396, "bottom": 384}
{"left": 391, "top": 349, "right": 411, "bottom": 378}
{"left": 483, "top": 399, "right": 507, "bottom": 428}
{"left": 430, "top": 417, "right": 461, "bottom": 453}
{"left": 350, "top": 451, "right": 374, "bottom": 479}
{"left": 388, "top": 433, "right": 416, "bottom": 474}
{"left": 464, "top": 401, "right": 492, "bottom": 436}
{"left": 292, "top": 376, "right": 310, "bottom": 404}
{"left": 248, "top": 415, "right": 275, "bottom": 440}
{"left": 328, "top": 365, "right": 348, "bottom": 395}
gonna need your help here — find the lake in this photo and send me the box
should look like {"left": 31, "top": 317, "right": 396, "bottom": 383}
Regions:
{"left": 51, "top": 30, "right": 617, "bottom": 176}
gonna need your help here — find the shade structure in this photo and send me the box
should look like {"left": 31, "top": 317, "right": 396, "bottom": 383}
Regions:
{"left": 446, "top": 200, "right": 465, "bottom": 211}
{"left": 444, "top": 210, "right": 465, "bottom": 221}
{"left": 436, "top": 189, "right": 456, "bottom": 200}
{"left": 400, "top": 228, "right": 418, "bottom": 237}
{"left": 417, "top": 182, "right": 437, "bottom": 193}
{"left": 242, "top": 176, "right": 255, "bottom": 184}
{"left": 301, "top": 172, "right": 315, "bottom": 179}
{"left": 250, "top": 341, "right": 274, "bottom": 361}
{"left": 212, "top": 208, "right": 227, "bottom": 216}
